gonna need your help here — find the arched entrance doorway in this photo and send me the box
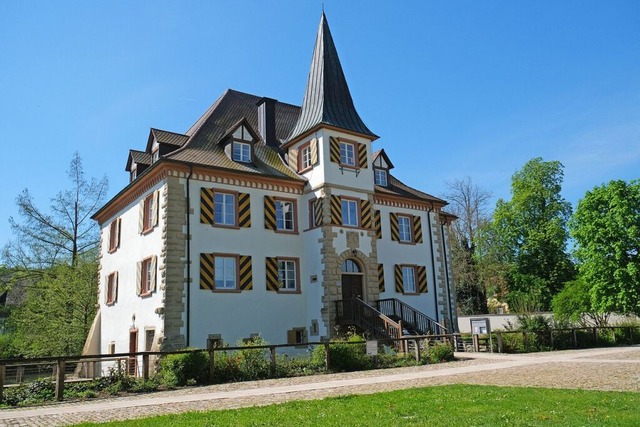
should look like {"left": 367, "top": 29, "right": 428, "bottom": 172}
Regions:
{"left": 341, "top": 258, "right": 364, "bottom": 302}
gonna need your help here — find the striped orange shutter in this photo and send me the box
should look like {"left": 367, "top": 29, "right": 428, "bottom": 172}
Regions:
{"left": 200, "top": 253, "right": 214, "bottom": 290}
{"left": 357, "top": 142, "right": 368, "bottom": 169}
{"left": 394, "top": 265, "right": 403, "bottom": 293}
{"left": 151, "top": 191, "right": 159, "bottom": 227}
{"left": 360, "top": 200, "right": 372, "bottom": 229}
{"left": 378, "top": 264, "right": 385, "bottom": 293}
{"left": 289, "top": 148, "right": 298, "bottom": 171}
{"left": 417, "top": 266, "right": 428, "bottom": 293}
{"left": 390, "top": 213, "right": 399, "bottom": 241}
{"left": 264, "top": 196, "right": 276, "bottom": 230}
{"left": 200, "top": 188, "right": 214, "bottom": 224}
{"left": 149, "top": 256, "right": 157, "bottom": 292}
{"left": 413, "top": 215, "right": 423, "bottom": 243}
{"left": 265, "top": 257, "right": 279, "bottom": 291}
{"left": 330, "top": 195, "right": 342, "bottom": 225}
{"left": 239, "top": 256, "right": 253, "bottom": 290}
{"left": 238, "top": 192, "right": 251, "bottom": 228}
{"left": 329, "top": 137, "right": 340, "bottom": 163}
{"left": 374, "top": 210, "right": 382, "bottom": 239}
{"left": 310, "top": 138, "right": 319, "bottom": 165}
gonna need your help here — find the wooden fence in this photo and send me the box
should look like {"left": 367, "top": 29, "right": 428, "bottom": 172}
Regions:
{"left": 0, "top": 334, "right": 456, "bottom": 402}
{"left": 468, "top": 325, "right": 639, "bottom": 353}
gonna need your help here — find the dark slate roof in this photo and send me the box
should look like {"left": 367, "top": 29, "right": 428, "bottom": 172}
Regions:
{"left": 147, "top": 128, "right": 189, "bottom": 151}
{"left": 165, "top": 89, "right": 303, "bottom": 180}
{"left": 287, "top": 13, "right": 376, "bottom": 143}
{"left": 375, "top": 174, "right": 447, "bottom": 205}
{"left": 125, "top": 150, "right": 152, "bottom": 172}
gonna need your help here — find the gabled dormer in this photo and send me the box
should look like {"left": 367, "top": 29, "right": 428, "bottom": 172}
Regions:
{"left": 221, "top": 119, "right": 260, "bottom": 164}
{"left": 125, "top": 150, "right": 151, "bottom": 182}
{"left": 145, "top": 129, "right": 189, "bottom": 164}
{"left": 372, "top": 149, "right": 394, "bottom": 187}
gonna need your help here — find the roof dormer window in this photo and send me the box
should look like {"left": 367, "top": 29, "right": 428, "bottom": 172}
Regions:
{"left": 229, "top": 124, "right": 255, "bottom": 163}
{"left": 152, "top": 149, "right": 159, "bottom": 163}
{"left": 374, "top": 169, "right": 388, "bottom": 186}
{"left": 233, "top": 142, "right": 251, "bottom": 162}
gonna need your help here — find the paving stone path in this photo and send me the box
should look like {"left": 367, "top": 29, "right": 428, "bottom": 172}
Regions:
{"left": 0, "top": 345, "right": 638, "bottom": 426}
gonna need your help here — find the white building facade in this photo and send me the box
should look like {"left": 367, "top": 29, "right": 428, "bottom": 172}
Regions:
{"left": 90, "top": 13, "right": 457, "bottom": 356}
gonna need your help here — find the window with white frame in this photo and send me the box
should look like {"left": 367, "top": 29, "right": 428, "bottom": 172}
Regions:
{"left": 402, "top": 266, "right": 417, "bottom": 293}
{"left": 398, "top": 215, "right": 412, "bottom": 242}
{"left": 300, "top": 144, "right": 312, "bottom": 171}
{"left": 214, "top": 192, "right": 236, "bottom": 225}
{"left": 278, "top": 259, "right": 298, "bottom": 291}
{"left": 152, "top": 149, "right": 159, "bottom": 163}
{"left": 276, "top": 199, "right": 296, "bottom": 231}
{"left": 106, "top": 272, "right": 117, "bottom": 305}
{"left": 374, "top": 169, "right": 388, "bottom": 186}
{"left": 141, "top": 258, "right": 153, "bottom": 295}
{"left": 339, "top": 142, "right": 355, "bottom": 166}
{"left": 142, "top": 194, "right": 155, "bottom": 232}
{"left": 214, "top": 256, "right": 237, "bottom": 290}
{"left": 232, "top": 142, "right": 251, "bottom": 162}
{"left": 341, "top": 199, "right": 359, "bottom": 227}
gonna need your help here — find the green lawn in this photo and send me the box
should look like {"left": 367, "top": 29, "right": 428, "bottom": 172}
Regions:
{"left": 75, "top": 384, "right": 639, "bottom": 426}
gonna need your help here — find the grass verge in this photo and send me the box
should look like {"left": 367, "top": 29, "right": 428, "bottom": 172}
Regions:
{"left": 75, "top": 384, "right": 640, "bottom": 426}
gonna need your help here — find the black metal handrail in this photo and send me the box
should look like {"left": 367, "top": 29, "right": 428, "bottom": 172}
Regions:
{"left": 376, "top": 298, "right": 447, "bottom": 335}
{"left": 336, "top": 298, "right": 402, "bottom": 342}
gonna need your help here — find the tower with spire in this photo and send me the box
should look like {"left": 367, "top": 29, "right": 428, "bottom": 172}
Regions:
{"left": 89, "top": 12, "right": 457, "bottom": 359}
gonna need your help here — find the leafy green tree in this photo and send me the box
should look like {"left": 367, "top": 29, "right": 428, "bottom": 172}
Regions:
{"left": 552, "top": 277, "right": 610, "bottom": 327}
{"left": 10, "top": 261, "right": 98, "bottom": 357}
{"left": 570, "top": 179, "right": 640, "bottom": 316}
{"left": 487, "top": 158, "right": 575, "bottom": 309}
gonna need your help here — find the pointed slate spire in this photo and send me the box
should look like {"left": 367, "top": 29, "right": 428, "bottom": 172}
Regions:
{"left": 287, "top": 13, "right": 377, "bottom": 143}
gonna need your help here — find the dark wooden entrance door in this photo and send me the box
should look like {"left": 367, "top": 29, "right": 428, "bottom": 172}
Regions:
{"left": 128, "top": 329, "right": 138, "bottom": 376}
{"left": 341, "top": 274, "right": 363, "bottom": 319}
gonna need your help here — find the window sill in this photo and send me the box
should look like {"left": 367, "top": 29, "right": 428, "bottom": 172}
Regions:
{"left": 274, "top": 229, "right": 299, "bottom": 235}
{"left": 142, "top": 227, "right": 155, "bottom": 235}
{"left": 298, "top": 166, "right": 313, "bottom": 174}
{"left": 277, "top": 289, "right": 301, "bottom": 295}
{"left": 402, "top": 291, "right": 419, "bottom": 296}
{"left": 397, "top": 240, "right": 416, "bottom": 245}
{"left": 212, "top": 289, "right": 242, "bottom": 294}
{"left": 105, "top": 301, "right": 116, "bottom": 306}
{"left": 107, "top": 247, "right": 118, "bottom": 254}
{"left": 139, "top": 291, "right": 153, "bottom": 298}
{"left": 211, "top": 223, "right": 240, "bottom": 230}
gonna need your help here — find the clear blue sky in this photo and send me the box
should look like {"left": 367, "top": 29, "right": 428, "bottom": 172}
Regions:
{"left": 1, "top": 1, "right": 639, "bottom": 249}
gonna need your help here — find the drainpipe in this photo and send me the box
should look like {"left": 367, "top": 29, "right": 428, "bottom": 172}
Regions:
{"left": 185, "top": 165, "right": 193, "bottom": 347}
{"left": 441, "top": 221, "right": 455, "bottom": 333}
{"left": 426, "top": 204, "right": 440, "bottom": 325}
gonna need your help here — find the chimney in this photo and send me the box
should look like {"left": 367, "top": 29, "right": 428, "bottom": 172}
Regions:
{"left": 257, "top": 97, "right": 278, "bottom": 147}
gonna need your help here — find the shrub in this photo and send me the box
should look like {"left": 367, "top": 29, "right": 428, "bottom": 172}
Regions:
{"left": 159, "top": 350, "right": 208, "bottom": 387}
{"left": 211, "top": 337, "right": 271, "bottom": 383}
{"left": 426, "top": 342, "right": 454, "bottom": 363}
{"left": 312, "top": 334, "right": 372, "bottom": 372}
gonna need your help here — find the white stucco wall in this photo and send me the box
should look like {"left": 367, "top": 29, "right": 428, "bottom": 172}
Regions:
{"left": 376, "top": 207, "right": 439, "bottom": 322}
{"left": 98, "top": 181, "right": 167, "bottom": 358}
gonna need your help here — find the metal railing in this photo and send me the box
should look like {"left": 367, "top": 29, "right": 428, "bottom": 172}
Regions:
{"left": 336, "top": 298, "right": 403, "bottom": 345}
{"left": 376, "top": 298, "right": 447, "bottom": 336}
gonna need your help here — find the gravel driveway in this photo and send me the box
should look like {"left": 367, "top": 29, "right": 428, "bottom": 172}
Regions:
{"left": 0, "top": 345, "right": 638, "bottom": 426}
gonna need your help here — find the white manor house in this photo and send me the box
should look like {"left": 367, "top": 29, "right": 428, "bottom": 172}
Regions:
{"left": 87, "top": 13, "right": 458, "bottom": 357}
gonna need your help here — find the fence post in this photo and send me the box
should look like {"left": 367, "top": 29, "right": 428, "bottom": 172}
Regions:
{"left": 270, "top": 346, "right": 277, "bottom": 375}
{"left": 496, "top": 331, "right": 503, "bottom": 353}
{"left": 414, "top": 339, "right": 421, "bottom": 362}
{"left": 573, "top": 329, "right": 578, "bottom": 348}
{"left": 323, "top": 341, "right": 331, "bottom": 371}
{"left": 142, "top": 354, "right": 150, "bottom": 381}
{"left": 208, "top": 348, "right": 216, "bottom": 382}
{"left": 549, "top": 329, "right": 554, "bottom": 349}
{"left": 0, "top": 364, "right": 5, "bottom": 403}
{"left": 472, "top": 334, "right": 479, "bottom": 352}
{"left": 592, "top": 327, "right": 598, "bottom": 342}
{"left": 55, "top": 359, "right": 65, "bottom": 401}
